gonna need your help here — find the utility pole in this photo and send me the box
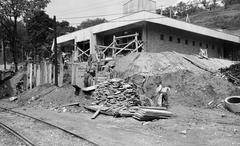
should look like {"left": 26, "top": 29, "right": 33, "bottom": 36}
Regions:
{"left": 54, "top": 16, "right": 58, "bottom": 86}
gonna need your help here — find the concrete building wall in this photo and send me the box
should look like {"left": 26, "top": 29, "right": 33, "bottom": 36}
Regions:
{"left": 146, "top": 23, "right": 223, "bottom": 58}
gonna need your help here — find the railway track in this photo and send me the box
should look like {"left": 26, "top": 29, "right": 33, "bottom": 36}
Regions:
{"left": 0, "top": 121, "right": 35, "bottom": 146}
{"left": 0, "top": 107, "right": 99, "bottom": 146}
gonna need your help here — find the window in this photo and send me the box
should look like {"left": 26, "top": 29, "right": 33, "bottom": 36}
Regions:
{"left": 160, "top": 34, "right": 164, "bottom": 40}
{"left": 192, "top": 41, "right": 195, "bottom": 46}
{"left": 177, "top": 38, "right": 181, "bottom": 43}
{"left": 185, "top": 40, "right": 188, "bottom": 45}
{"left": 206, "top": 44, "right": 208, "bottom": 48}
{"left": 169, "top": 36, "right": 173, "bottom": 42}
{"left": 199, "top": 42, "right": 202, "bottom": 47}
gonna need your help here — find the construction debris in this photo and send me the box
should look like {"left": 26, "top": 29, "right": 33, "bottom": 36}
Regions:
{"left": 84, "top": 78, "right": 174, "bottom": 121}
{"left": 220, "top": 63, "right": 240, "bottom": 86}
{"left": 133, "top": 108, "right": 173, "bottom": 121}
{"left": 91, "top": 78, "right": 141, "bottom": 109}
{"left": 9, "top": 96, "right": 18, "bottom": 102}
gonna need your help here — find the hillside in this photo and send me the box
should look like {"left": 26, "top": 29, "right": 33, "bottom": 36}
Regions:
{"left": 189, "top": 4, "right": 240, "bottom": 36}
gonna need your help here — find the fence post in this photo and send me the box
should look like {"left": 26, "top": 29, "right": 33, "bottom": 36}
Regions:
{"left": 36, "top": 64, "right": 41, "bottom": 86}
{"left": 58, "top": 61, "right": 63, "bottom": 87}
{"left": 29, "top": 63, "right": 33, "bottom": 90}
{"left": 48, "top": 63, "right": 52, "bottom": 84}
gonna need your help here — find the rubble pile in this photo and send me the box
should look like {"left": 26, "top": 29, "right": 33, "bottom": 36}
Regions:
{"left": 86, "top": 78, "right": 174, "bottom": 120}
{"left": 91, "top": 78, "right": 141, "bottom": 112}
{"left": 220, "top": 63, "right": 240, "bottom": 86}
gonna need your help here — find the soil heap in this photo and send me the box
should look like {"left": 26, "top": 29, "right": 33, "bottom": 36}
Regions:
{"left": 112, "top": 52, "right": 239, "bottom": 108}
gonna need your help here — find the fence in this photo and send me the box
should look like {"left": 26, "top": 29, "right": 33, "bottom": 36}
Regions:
{"left": 26, "top": 61, "right": 64, "bottom": 90}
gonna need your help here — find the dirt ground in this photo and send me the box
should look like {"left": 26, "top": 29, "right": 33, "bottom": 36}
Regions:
{"left": 0, "top": 109, "right": 95, "bottom": 146}
{"left": 0, "top": 126, "right": 27, "bottom": 146}
{"left": 1, "top": 52, "right": 240, "bottom": 145}
{"left": 0, "top": 99, "right": 240, "bottom": 146}
{"left": 1, "top": 70, "right": 240, "bottom": 146}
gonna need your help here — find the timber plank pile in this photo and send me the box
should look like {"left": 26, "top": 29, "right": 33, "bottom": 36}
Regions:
{"left": 85, "top": 78, "right": 174, "bottom": 121}
{"left": 91, "top": 78, "right": 141, "bottom": 112}
{"left": 220, "top": 63, "right": 240, "bottom": 86}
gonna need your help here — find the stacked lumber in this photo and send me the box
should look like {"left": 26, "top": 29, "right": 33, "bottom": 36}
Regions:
{"left": 220, "top": 63, "right": 240, "bottom": 85}
{"left": 91, "top": 78, "right": 141, "bottom": 109}
{"left": 87, "top": 78, "right": 174, "bottom": 121}
{"left": 133, "top": 108, "right": 173, "bottom": 121}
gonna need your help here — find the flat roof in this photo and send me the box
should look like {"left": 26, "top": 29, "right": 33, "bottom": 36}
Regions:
{"left": 57, "top": 11, "right": 240, "bottom": 44}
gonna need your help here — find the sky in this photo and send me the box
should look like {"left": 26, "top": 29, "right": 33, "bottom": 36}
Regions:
{"left": 45, "top": 0, "right": 188, "bottom": 26}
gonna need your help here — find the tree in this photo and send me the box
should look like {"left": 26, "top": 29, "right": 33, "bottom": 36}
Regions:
{"left": 222, "top": 0, "right": 240, "bottom": 8}
{"left": 77, "top": 18, "right": 107, "bottom": 30}
{"left": 0, "top": 0, "right": 50, "bottom": 72}
{"left": 57, "top": 21, "right": 76, "bottom": 36}
{"left": 26, "top": 11, "right": 54, "bottom": 61}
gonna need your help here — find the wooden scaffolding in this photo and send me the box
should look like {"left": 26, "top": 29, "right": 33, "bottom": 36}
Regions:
{"left": 96, "top": 33, "right": 144, "bottom": 60}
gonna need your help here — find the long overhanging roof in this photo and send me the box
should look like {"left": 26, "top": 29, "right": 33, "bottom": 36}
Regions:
{"left": 57, "top": 11, "right": 240, "bottom": 44}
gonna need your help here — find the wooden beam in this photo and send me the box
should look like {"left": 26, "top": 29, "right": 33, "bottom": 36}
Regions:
{"left": 115, "top": 33, "right": 138, "bottom": 39}
{"left": 115, "top": 39, "right": 135, "bottom": 55}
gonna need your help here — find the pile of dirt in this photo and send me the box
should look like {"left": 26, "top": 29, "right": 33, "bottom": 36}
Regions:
{"left": 17, "top": 84, "right": 93, "bottom": 112}
{"left": 113, "top": 52, "right": 233, "bottom": 78}
{"left": 0, "top": 70, "right": 26, "bottom": 99}
{"left": 161, "top": 70, "right": 240, "bottom": 107}
{"left": 128, "top": 70, "right": 240, "bottom": 108}
{"left": 112, "top": 52, "right": 238, "bottom": 108}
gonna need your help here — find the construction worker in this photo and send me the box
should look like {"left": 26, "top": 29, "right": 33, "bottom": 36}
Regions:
{"left": 156, "top": 84, "right": 171, "bottom": 108}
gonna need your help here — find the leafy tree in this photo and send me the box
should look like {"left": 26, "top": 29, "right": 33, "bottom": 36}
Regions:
{"left": 199, "top": 0, "right": 211, "bottom": 9}
{"left": 26, "top": 11, "right": 54, "bottom": 61}
{"left": 0, "top": 0, "right": 50, "bottom": 72}
{"left": 26, "top": 11, "right": 76, "bottom": 61}
{"left": 222, "top": 0, "right": 240, "bottom": 8}
{"left": 77, "top": 18, "right": 107, "bottom": 30}
{"left": 57, "top": 21, "right": 76, "bottom": 36}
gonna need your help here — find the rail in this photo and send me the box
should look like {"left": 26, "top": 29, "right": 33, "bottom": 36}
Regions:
{"left": 0, "top": 121, "right": 35, "bottom": 146}
{"left": 0, "top": 107, "right": 99, "bottom": 146}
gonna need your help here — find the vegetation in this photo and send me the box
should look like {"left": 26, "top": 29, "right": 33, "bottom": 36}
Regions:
{"left": 0, "top": 0, "right": 50, "bottom": 71}
{"left": 156, "top": 0, "right": 240, "bottom": 33}
{"left": 76, "top": 18, "right": 107, "bottom": 30}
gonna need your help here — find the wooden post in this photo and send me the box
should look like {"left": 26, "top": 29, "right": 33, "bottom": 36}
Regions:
{"left": 58, "top": 61, "right": 63, "bottom": 87}
{"left": 1, "top": 40, "right": 6, "bottom": 70}
{"left": 71, "top": 64, "right": 76, "bottom": 85}
{"left": 48, "top": 63, "right": 52, "bottom": 84}
{"left": 135, "top": 33, "right": 138, "bottom": 53}
{"left": 26, "top": 63, "right": 30, "bottom": 90}
{"left": 29, "top": 63, "right": 33, "bottom": 90}
{"left": 54, "top": 15, "right": 58, "bottom": 86}
{"left": 44, "top": 61, "right": 48, "bottom": 84}
{"left": 113, "top": 36, "right": 116, "bottom": 57}
{"left": 52, "top": 65, "right": 55, "bottom": 84}
{"left": 36, "top": 64, "right": 41, "bottom": 86}
{"left": 33, "top": 64, "right": 37, "bottom": 87}
{"left": 1, "top": 40, "right": 3, "bottom": 67}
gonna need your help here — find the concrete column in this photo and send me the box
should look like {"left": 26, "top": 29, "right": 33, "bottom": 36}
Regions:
{"left": 90, "top": 33, "right": 97, "bottom": 54}
{"left": 142, "top": 23, "right": 148, "bottom": 52}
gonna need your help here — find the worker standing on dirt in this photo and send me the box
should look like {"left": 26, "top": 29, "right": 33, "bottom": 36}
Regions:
{"left": 156, "top": 84, "right": 171, "bottom": 108}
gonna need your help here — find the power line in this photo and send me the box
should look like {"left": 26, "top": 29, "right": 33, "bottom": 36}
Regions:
{"left": 68, "top": 15, "right": 166, "bottom": 25}
{"left": 58, "top": 9, "right": 158, "bottom": 20}
{"left": 58, "top": 12, "right": 124, "bottom": 20}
